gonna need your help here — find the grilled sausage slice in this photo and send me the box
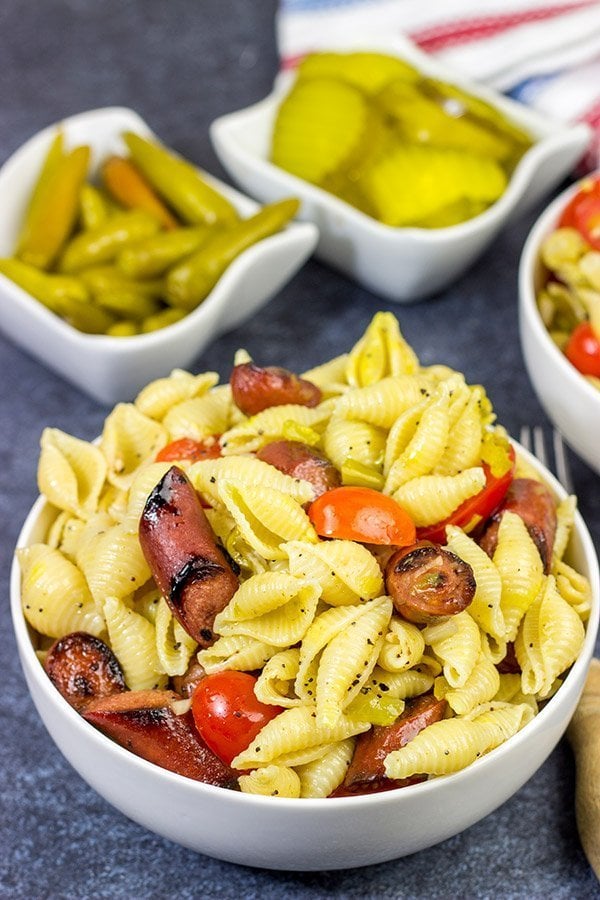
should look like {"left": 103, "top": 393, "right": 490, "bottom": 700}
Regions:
{"left": 230, "top": 362, "right": 322, "bottom": 416}
{"left": 256, "top": 440, "right": 341, "bottom": 498}
{"left": 478, "top": 477, "right": 557, "bottom": 573}
{"left": 83, "top": 690, "right": 238, "bottom": 788}
{"left": 342, "top": 694, "right": 447, "bottom": 793}
{"left": 139, "top": 466, "right": 239, "bottom": 647}
{"left": 385, "top": 541, "right": 476, "bottom": 623}
{"left": 44, "top": 632, "right": 126, "bottom": 712}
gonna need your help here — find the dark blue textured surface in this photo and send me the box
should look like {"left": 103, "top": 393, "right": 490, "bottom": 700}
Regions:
{"left": 0, "top": 2, "right": 599, "bottom": 896}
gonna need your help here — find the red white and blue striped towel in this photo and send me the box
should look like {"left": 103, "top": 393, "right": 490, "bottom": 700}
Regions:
{"left": 277, "top": 0, "right": 600, "bottom": 169}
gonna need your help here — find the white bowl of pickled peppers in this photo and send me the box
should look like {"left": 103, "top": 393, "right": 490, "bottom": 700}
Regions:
{"left": 0, "top": 107, "right": 317, "bottom": 404}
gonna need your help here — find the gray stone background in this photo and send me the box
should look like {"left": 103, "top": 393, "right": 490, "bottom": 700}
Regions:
{"left": 0, "top": 1, "right": 599, "bottom": 897}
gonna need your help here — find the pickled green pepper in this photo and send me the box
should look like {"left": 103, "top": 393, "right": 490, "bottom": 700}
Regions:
{"left": 17, "top": 145, "right": 90, "bottom": 270}
{"left": 59, "top": 210, "right": 160, "bottom": 272}
{"left": 124, "top": 131, "right": 238, "bottom": 227}
{"left": 166, "top": 198, "right": 299, "bottom": 310}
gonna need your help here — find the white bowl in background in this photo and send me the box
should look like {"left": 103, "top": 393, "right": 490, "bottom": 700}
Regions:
{"left": 519, "top": 177, "right": 600, "bottom": 476}
{"left": 11, "top": 445, "right": 599, "bottom": 870}
{"left": 0, "top": 107, "right": 318, "bottom": 405}
{"left": 210, "top": 34, "right": 590, "bottom": 302}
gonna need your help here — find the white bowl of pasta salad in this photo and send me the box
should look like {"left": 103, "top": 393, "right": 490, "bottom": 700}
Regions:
{"left": 519, "top": 173, "right": 600, "bottom": 476}
{"left": 11, "top": 313, "right": 599, "bottom": 870}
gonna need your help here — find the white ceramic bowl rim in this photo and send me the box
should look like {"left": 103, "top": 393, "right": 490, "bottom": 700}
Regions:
{"left": 519, "top": 175, "right": 600, "bottom": 408}
{"left": 11, "top": 443, "right": 599, "bottom": 811}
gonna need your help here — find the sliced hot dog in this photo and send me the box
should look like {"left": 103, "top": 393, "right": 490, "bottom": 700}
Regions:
{"left": 256, "top": 439, "right": 341, "bottom": 498}
{"left": 171, "top": 658, "right": 207, "bottom": 698}
{"left": 478, "top": 478, "right": 557, "bottom": 573}
{"left": 83, "top": 689, "right": 238, "bottom": 788}
{"left": 230, "top": 362, "right": 322, "bottom": 416}
{"left": 44, "top": 631, "right": 126, "bottom": 712}
{"left": 342, "top": 694, "right": 447, "bottom": 793}
{"left": 385, "top": 541, "right": 476, "bottom": 623}
{"left": 139, "top": 466, "right": 239, "bottom": 647}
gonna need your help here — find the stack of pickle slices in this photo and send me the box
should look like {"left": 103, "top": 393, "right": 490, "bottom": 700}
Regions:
{"left": 271, "top": 52, "right": 533, "bottom": 228}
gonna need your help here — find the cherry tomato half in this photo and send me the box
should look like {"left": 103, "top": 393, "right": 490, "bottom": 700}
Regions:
{"left": 558, "top": 176, "right": 600, "bottom": 250}
{"left": 416, "top": 445, "right": 515, "bottom": 544}
{"left": 156, "top": 436, "right": 222, "bottom": 463}
{"left": 191, "top": 671, "right": 282, "bottom": 767}
{"left": 565, "top": 322, "right": 600, "bottom": 378}
{"left": 308, "top": 486, "right": 416, "bottom": 546}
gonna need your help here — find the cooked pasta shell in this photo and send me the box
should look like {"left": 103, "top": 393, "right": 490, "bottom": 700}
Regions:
{"left": 231, "top": 706, "right": 370, "bottom": 770}
{"left": 434, "top": 651, "right": 500, "bottom": 715}
{"left": 323, "top": 416, "right": 386, "bottom": 470}
{"left": 103, "top": 595, "right": 167, "bottom": 691}
{"left": 445, "top": 525, "right": 505, "bottom": 642}
{"left": 219, "top": 481, "right": 317, "bottom": 560}
{"left": 122, "top": 461, "right": 173, "bottom": 532}
{"left": 392, "top": 467, "right": 486, "bottom": 527}
{"left": 239, "top": 765, "right": 301, "bottom": 798}
{"left": 38, "top": 428, "right": 107, "bottom": 519}
{"left": 367, "top": 666, "right": 434, "bottom": 699}
{"left": 384, "top": 703, "right": 532, "bottom": 779}
{"left": 516, "top": 575, "right": 585, "bottom": 698}
{"left": 284, "top": 539, "right": 384, "bottom": 606}
{"left": 554, "top": 558, "right": 592, "bottom": 620}
{"left": 377, "top": 617, "right": 425, "bottom": 673}
{"left": 334, "top": 374, "right": 431, "bottom": 429}
{"left": 101, "top": 403, "right": 167, "bottom": 489}
{"left": 214, "top": 574, "right": 320, "bottom": 647}
{"left": 302, "top": 354, "right": 350, "bottom": 398}
{"left": 154, "top": 596, "right": 198, "bottom": 677}
{"left": 494, "top": 511, "right": 544, "bottom": 642}
{"left": 135, "top": 369, "right": 219, "bottom": 420}
{"left": 552, "top": 495, "right": 577, "bottom": 563}
{"left": 78, "top": 520, "right": 151, "bottom": 605}
{"left": 314, "top": 596, "right": 393, "bottom": 726}
{"left": 434, "top": 386, "right": 483, "bottom": 476}
{"left": 19, "top": 544, "right": 104, "bottom": 638}
{"left": 162, "top": 390, "right": 230, "bottom": 442}
{"left": 296, "top": 738, "right": 355, "bottom": 798}
{"left": 190, "top": 455, "right": 315, "bottom": 506}
{"left": 422, "top": 611, "right": 480, "bottom": 688}
{"left": 255, "top": 648, "right": 304, "bottom": 708}
{"left": 197, "top": 634, "right": 279, "bottom": 674}
{"left": 220, "top": 402, "right": 332, "bottom": 455}
{"left": 346, "top": 312, "right": 419, "bottom": 386}
{"left": 384, "top": 388, "right": 450, "bottom": 492}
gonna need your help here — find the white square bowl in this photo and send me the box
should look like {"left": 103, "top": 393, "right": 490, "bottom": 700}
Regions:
{"left": 210, "top": 34, "right": 591, "bottom": 302}
{"left": 0, "top": 107, "right": 318, "bottom": 405}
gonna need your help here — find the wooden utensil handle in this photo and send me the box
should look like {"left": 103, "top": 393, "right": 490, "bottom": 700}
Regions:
{"left": 567, "top": 658, "right": 600, "bottom": 880}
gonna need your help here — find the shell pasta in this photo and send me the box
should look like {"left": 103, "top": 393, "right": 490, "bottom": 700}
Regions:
{"left": 21, "top": 311, "right": 591, "bottom": 799}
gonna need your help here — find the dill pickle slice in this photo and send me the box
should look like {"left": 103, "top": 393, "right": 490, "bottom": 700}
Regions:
{"left": 377, "top": 79, "right": 518, "bottom": 163}
{"left": 359, "top": 145, "right": 507, "bottom": 227}
{"left": 271, "top": 78, "right": 372, "bottom": 184}
{"left": 423, "top": 78, "right": 533, "bottom": 158}
{"left": 413, "top": 198, "right": 489, "bottom": 229}
{"left": 297, "top": 52, "right": 420, "bottom": 94}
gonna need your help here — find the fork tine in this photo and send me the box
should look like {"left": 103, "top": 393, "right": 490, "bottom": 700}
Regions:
{"left": 518, "top": 424, "right": 574, "bottom": 493}
{"left": 553, "top": 429, "right": 574, "bottom": 494}
{"left": 519, "top": 425, "right": 532, "bottom": 453}
{"left": 533, "top": 426, "right": 549, "bottom": 470}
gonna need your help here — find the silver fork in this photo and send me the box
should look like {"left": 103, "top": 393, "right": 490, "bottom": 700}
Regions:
{"left": 519, "top": 425, "right": 574, "bottom": 494}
